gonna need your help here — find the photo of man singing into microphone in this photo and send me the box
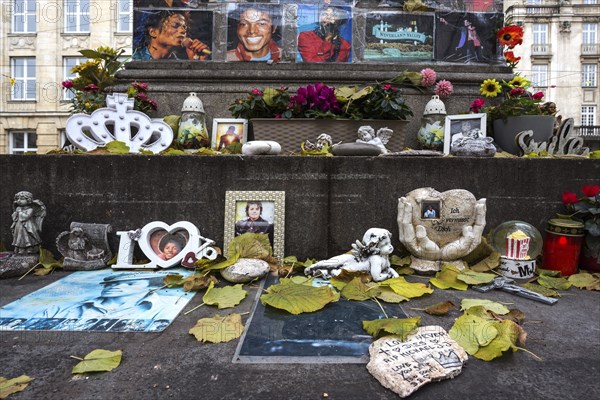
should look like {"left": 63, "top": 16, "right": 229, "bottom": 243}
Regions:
{"left": 133, "top": 10, "right": 213, "bottom": 60}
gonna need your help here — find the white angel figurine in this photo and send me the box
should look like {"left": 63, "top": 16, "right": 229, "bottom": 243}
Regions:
{"left": 356, "top": 126, "right": 393, "bottom": 154}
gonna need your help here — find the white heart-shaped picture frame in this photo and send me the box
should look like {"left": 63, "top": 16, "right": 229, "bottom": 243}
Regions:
{"left": 138, "top": 221, "right": 201, "bottom": 269}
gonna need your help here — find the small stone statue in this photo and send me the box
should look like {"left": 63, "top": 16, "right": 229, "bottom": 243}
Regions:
{"left": 303, "top": 133, "right": 334, "bottom": 152}
{"left": 1, "top": 191, "right": 46, "bottom": 278}
{"left": 304, "top": 228, "right": 399, "bottom": 282}
{"left": 56, "top": 222, "right": 113, "bottom": 270}
{"left": 11, "top": 191, "right": 46, "bottom": 255}
{"left": 356, "top": 126, "right": 393, "bottom": 154}
{"left": 451, "top": 136, "right": 496, "bottom": 157}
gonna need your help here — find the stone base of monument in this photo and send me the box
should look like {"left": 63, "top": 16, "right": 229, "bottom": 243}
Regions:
{"left": 62, "top": 257, "right": 108, "bottom": 271}
{"left": 0, "top": 253, "right": 39, "bottom": 279}
{"left": 367, "top": 326, "right": 468, "bottom": 398}
{"left": 410, "top": 257, "right": 467, "bottom": 273}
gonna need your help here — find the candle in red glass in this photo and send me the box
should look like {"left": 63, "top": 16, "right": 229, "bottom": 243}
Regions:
{"left": 542, "top": 219, "right": 584, "bottom": 276}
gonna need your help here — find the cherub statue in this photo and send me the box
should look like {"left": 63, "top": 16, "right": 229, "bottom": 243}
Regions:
{"left": 356, "top": 126, "right": 393, "bottom": 154}
{"left": 303, "top": 133, "right": 334, "bottom": 152}
{"left": 11, "top": 191, "right": 46, "bottom": 255}
{"left": 304, "top": 228, "right": 400, "bottom": 282}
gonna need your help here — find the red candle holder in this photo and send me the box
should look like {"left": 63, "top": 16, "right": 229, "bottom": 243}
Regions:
{"left": 542, "top": 219, "right": 584, "bottom": 276}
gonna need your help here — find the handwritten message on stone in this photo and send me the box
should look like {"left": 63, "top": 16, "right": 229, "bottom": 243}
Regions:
{"left": 367, "top": 326, "right": 468, "bottom": 398}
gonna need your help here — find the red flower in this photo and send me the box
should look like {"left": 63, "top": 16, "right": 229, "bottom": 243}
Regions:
{"left": 469, "top": 98, "right": 484, "bottom": 113}
{"left": 497, "top": 25, "right": 523, "bottom": 48}
{"left": 582, "top": 185, "right": 600, "bottom": 197}
{"left": 384, "top": 84, "right": 393, "bottom": 91}
{"left": 251, "top": 88, "right": 263, "bottom": 96}
{"left": 62, "top": 80, "right": 74, "bottom": 89}
{"left": 503, "top": 51, "right": 521, "bottom": 65}
{"left": 532, "top": 91, "right": 544, "bottom": 100}
{"left": 562, "top": 192, "right": 579, "bottom": 205}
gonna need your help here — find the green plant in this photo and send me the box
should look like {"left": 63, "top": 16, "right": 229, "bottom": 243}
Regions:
{"left": 561, "top": 185, "right": 600, "bottom": 253}
{"left": 229, "top": 70, "right": 451, "bottom": 121}
{"left": 62, "top": 46, "right": 157, "bottom": 115}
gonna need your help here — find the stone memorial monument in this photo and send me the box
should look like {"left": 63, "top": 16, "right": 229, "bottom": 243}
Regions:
{"left": 56, "top": 222, "right": 113, "bottom": 271}
{"left": 0, "top": 191, "right": 46, "bottom": 278}
{"left": 367, "top": 326, "right": 468, "bottom": 398}
{"left": 304, "top": 228, "right": 399, "bottom": 282}
{"left": 397, "top": 188, "right": 486, "bottom": 272}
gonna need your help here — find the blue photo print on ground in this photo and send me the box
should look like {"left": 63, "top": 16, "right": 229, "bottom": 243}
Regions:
{"left": 0, "top": 269, "right": 195, "bottom": 332}
{"left": 364, "top": 12, "right": 434, "bottom": 62}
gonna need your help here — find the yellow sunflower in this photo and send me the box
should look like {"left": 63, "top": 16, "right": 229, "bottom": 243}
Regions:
{"left": 480, "top": 79, "right": 502, "bottom": 98}
{"left": 508, "top": 76, "right": 530, "bottom": 89}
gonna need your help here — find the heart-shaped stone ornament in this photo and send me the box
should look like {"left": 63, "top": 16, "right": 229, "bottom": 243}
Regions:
{"left": 405, "top": 188, "right": 477, "bottom": 246}
{"left": 138, "top": 221, "right": 201, "bottom": 268}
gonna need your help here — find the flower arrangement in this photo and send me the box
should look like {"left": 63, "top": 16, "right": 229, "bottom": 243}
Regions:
{"left": 562, "top": 185, "right": 600, "bottom": 241}
{"left": 62, "top": 46, "right": 157, "bottom": 115}
{"left": 469, "top": 25, "right": 556, "bottom": 121}
{"left": 229, "top": 70, "right": 453, "bottom": 121}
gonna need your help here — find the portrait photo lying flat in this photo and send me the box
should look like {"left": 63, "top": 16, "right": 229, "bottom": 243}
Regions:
{"left": 0, "top": 269, "right": 195, "bottom": 333}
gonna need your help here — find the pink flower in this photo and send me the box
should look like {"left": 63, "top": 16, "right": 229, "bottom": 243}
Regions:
{"left": 470, "top": 98, "right": 484, "bottom": 113}
{"left": 532, "top": 91, "right": 544, "bottom": 100}
{"left": 83, "top": 84, "right": 99, "bottom": 92}
{"left": 562, "top": 192, "right": 578, "bottom": 205}
{"left": 130, "top": 81, "right": 148, "bottom": 92}
{"left": 384, "top": 84, "right": 393, "bottom": 90}
{"left": 62, "top": 80, "right": 74, "bottom": 89}
{"left": 275, "top": 114, "right": 282, "bottom": 119}
{"left": 509, "top": 87, "right": 526, "bottom": 97}
{"left": 582, "top": 185, "right": 600, "bottom": 197}
{"left": 434, "top": 80, "right": 453, "bottom": 98}
{"left": 251, "top": 88, "right": 263, "bottom": 96}
{"left": 420, "top": 68, "right": 436, "bottom": 87}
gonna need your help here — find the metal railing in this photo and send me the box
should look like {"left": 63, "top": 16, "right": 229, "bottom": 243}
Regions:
{"left": 531, "top": 44, "right": 552, "bottom": 55}
{"left": 576, "top": 126, "right": 600, "bottom": 137}
{"left": 582, "top": 44, "right": 600, "bottom": 56}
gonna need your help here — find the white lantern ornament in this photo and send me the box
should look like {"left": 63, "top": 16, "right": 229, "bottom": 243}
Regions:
{"left": 417, "top": 95, "right": 446, "bottom": 151}
{"left": 177, "top": 92, "right": 209, "bottom": 149}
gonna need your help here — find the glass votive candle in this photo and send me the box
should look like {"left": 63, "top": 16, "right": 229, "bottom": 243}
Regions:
{"left": 542, "top": 219, "right": 584, "bottom": 276}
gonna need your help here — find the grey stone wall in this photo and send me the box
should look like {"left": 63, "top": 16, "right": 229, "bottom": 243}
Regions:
{"left": 115, "top": 62, "right": 514, "bottom": 149}
{"left": 1, "top": 155, "right": 597, "bottom": 260}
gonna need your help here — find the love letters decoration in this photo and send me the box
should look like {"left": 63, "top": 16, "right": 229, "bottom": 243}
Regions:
{"left": 113, "top": 221, "right": 218, "bottom": 270}
{"left": 65, "top": 93, "right": 173, "bottom": 154}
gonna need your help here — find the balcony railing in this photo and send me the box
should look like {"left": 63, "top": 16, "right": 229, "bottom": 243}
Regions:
{"left": 531, "top": 44, "right": 552, "bottom": 56}
{"left": 576, "top": 126, "right": 600, "bottom": 137}
{"left": 582, "top": 44, "right": 600, "bottom": 56}
{"left": 525, "top": 5, "right": 560, "bottom": 15}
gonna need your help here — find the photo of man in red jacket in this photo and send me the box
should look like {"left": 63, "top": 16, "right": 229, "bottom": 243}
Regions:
{"left": 297, "top": 5, "right": 352, "bottom": 63}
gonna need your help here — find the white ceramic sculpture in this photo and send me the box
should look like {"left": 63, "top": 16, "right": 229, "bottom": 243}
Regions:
{"left": 65, "top": 93, "right": 173, "bottom": 154}
{"left": 397, "top": 188, "right": 486, "bottom": 272}
{"left": 356, "top": 126, "right": 393, "bottom": 154}
{"left": 242, "top": 140, "right": 282, "bottom": 155}
{"left": 304, "top": 228, "right": 399, "bottom": 282}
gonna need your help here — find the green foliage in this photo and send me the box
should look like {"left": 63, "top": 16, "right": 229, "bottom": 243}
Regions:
{"left": 537, "top": 275, "right": 572, "bottom": 290}
{"left": 343, "top": 82, "right": 413, "bottom": 121}
{"left": 71, "top": 349, "right": 122, "bottom": 374}
{"left": 260, "top": 280, "right": 340, "bottom": 314}
{"left": 472, "top": 320, "right": 525, "bottom": 361}
{"left": 34, "top": 248, "right": 62, "bottom": 276}
{"left": 429, "top": 264, "right": 468, "bottom": 290}
{"left": 104, "top": 141, "right": 130, "bottom": 154}
{"left": 362, "top": 317, "right": 421, "bottom": 340}
{"left": 183, "top": 274, "right": 219, "bottom": 291}
{"left": 340, "top": 277, "right": 381, "bottom": 301}
{"left": 456, "top": 270, "right": 496, "bottom": 285}
{"left": 375, "top": 287, "right": 409, "bottom": 303}
{"left": 460, "top": 299, "right": 510, "bottom": 315}
{"left": 449, "top": 313, "right": 498, "bottom": 354}
{"left": 329, "top": 270, "right": 372, "bottom": 291}
{"left": 189, "top": 314, "right": 244, "bottom": 343}
{"left": 202, "top": 282, "right": 247, "bottom": 309}
{"left": 0, "top": 375, "right": 34, "bottom": 399}
{"left": 568, "top": 272, "right": 600, "bottom": 290}
{"left": 227, "top": 232, "right": 273, "bottom": 261}
{"left": 378, "top": 277, "right": 434, "bottom": 298}
{"left": 521, "top": 283, "right": 560, "bottom": 297}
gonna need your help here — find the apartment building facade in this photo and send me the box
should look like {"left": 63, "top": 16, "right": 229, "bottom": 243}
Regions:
{"left": 505, "top": 0, "right": 600, "bottom": 137}
{"left": 0, "top": 0, "right": 132, "bottom": 154}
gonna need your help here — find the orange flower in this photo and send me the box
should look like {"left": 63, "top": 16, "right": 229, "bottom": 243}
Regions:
{"left": 497, "top": 25, "right": 523, "bottom": 48}
{"left": 503, "top": 51, "right": 521, "bottom": 66}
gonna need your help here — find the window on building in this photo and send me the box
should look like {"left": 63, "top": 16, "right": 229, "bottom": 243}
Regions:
{"left": 531, "top": 64, "right": 548, "bottom": 87}
{"left": 583, "top": 0, "right": 597, "bottom": 5}
{"left": 581, "top": 106, "right": 597, "bottom": 126}
{"left": 582, "top": 24, "right": 597, "bottom": 45}
{"left": 63, "top": 57, "right": 85, "bottom": 100}
{"left": 12, "top": 0, "right": 36, "bottom": 33}
{"left": 10, "top": 57, "right": 36, "bottom": 101}
{"left": 64, "top": 0, "right": 90, "bottom": 33}
{"left": 582, "top": 64, "right": 598, "bottom": 87}
{"left": 532, "top": 24, "right": 548, "bottom": 44}
{"left": 117, "top": 0, "right": 132, "bottom": 32}
{"left": 9, "top": 131, "right": 37, "bottom": 154}
{"left": 526, "top": 0, "right": 542, "bottom": 4}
